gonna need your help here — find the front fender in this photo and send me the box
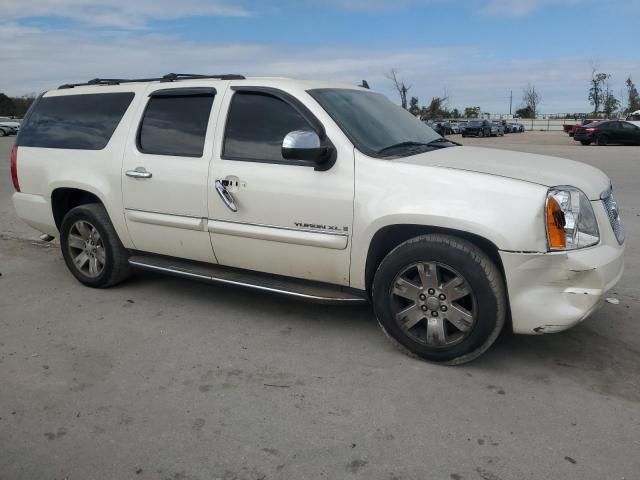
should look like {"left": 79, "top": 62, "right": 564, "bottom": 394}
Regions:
{"left": 350, "top": 152, "right": 549, "bottom": 289}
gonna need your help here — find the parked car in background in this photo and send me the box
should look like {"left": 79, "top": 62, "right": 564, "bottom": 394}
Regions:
{"left": 490, "top": 122, "right": 505, "bottom": 136}
{"left": 448, "top": 122, "right": 461, "bottom": 134}
{"left": 0, "top": 119, "right": 20, "bottom": 136}
{"left": 574, "top": 120, "right": 640, "bottom": 146}
{"left": 461, "top": 119, "right": 491, "bottom": 137}
{"left": 509, "top": 122, "right": 524, "bottom": 133}
{"left": 565, "top": 119, "right": 600, "bottom": 137}
{"left": 626, "top": 110, "right": 640, "bottom": 127}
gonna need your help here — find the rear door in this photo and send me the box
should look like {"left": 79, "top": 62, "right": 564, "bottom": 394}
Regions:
{"left": 206, "top": 85, "right": 355, "bottom": 286}
{"left": 122, "top": 83, "right": 225, "bottom": 263}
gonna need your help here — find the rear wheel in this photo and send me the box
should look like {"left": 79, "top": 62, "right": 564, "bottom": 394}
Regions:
{"left": 596, "top": 134, "right": 609, "bottom": 146}
{"left": 0, "top": 129, "right": 7, "bottom": 137}
{"left": 372, "top": 234, "right": 505, "bottom": 365}
{"left": 60, "top": 204, "right": 131, "bottom": 288}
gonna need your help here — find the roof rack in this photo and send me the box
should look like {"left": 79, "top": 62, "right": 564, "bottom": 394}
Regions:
{"left": 58, "top": 73, "right": 246, "bottom": 89}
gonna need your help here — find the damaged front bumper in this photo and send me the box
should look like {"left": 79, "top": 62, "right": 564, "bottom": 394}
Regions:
{"left": 500, "top": 204, "right": 625, "bottom": 335}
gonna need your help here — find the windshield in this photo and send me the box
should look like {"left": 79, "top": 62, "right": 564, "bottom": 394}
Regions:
{"left": 309, "top": 88, "right": 443, "bottom": 157}
{"left": 468, "top": 121, "right": 482, "bottom": 126}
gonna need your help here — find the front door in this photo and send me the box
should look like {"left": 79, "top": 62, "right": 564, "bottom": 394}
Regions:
{"left": 207, "top": 86, "right": 354, "bottom": 286}
{"left": 122, "top": 84, "right": 224, "bottom": 263}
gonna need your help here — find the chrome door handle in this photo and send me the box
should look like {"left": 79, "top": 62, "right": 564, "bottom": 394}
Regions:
{"left": 215, "top": 180, "right": 238, "bottom": 212}
{"left": 126, "top": 168, "right": 152, "bottom": 179}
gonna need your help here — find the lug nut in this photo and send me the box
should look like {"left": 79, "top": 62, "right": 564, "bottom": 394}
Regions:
{"left": 439, "top": 294, "right": 446, "bottom": 300}
{"left": 421, "top": 305, "right": 428, "bottom": 312}
{"left": 428, "top": 288, "right": 435, "bottom": 295}
{"left": 419, "top": 294, "right": 426, "bottom": 300}
{"left": 440, "top": 305, "right": 448, "bottom": 312}
{"left": 431, "top": 311, "right": 439, "bottom": 317}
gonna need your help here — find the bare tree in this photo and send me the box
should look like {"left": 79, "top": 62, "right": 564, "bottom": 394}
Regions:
{"left": 386, "top": 69, "right": 411, "bottom": 110}
{"left": 522, "top": 83, "right": 541, "bottom": 118}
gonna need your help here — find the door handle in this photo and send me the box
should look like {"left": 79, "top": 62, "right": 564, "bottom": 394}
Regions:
{"left": 215, "top": 179, "right": 238, "bottom": 212}
{"left": 126, "top": 168, "right": 152, "bottom": 179}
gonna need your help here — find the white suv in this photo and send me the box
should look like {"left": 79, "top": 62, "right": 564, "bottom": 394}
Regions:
{"left": 11, "top": 73, "right": 625, "bottom": 364}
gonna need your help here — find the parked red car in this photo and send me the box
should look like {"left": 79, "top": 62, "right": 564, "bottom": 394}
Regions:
{"left": 564, "top": 119, "right": 601, "bottom": 137}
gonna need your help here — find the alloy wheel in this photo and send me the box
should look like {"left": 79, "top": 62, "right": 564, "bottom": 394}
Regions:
{"left": 67, "top": 220, "right": 106, "bottom": 278}
{"left": 389, "top": 262, "right": 477, "bottom": 347}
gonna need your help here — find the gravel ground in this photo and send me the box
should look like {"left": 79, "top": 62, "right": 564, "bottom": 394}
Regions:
{"left": 1, "top": 133, "right": 638, "bottom": 480}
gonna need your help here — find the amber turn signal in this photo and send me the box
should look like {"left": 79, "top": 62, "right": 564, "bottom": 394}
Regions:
{"left": 546, "top": 196, "right": 566, "bottom": 249}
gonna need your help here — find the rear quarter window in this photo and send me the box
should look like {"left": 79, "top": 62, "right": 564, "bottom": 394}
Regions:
{"left": 17, "top": 92, "right": 134, "bottom": 150}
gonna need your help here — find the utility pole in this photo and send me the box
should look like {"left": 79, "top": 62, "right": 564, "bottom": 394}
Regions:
{"left": 509, "top": 90, "right": 513, "bottom": 116}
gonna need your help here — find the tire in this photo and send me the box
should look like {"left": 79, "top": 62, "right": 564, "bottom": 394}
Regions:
{"left": 580, "top": 140, "right": 591, "bottom": 146}
{"left": 0, "top": 129, "right": 6, "bottom": 137}
{"left": 478, "top": 130, "right": 484, "bottom": 138}
{"left": 596, "top": 134, "right": 609, "bottom": 146}
{"left": 60, "top": 203, "right": 131, "bottom": 288}
{"left": 372, "top": 234, "right": 506, "bottom": 365}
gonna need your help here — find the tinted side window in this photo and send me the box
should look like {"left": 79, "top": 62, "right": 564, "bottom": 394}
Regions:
{"left": 138, "top": 94, "right": 215, "bottom": 157}
{"left": 621, "top": 122, "right": 637, "bottom": 130}
{"left": 223, "top": 92, "right": 313, "bottom": 163}
{"left": 17, "top": 93, "right": 134, "bottom": 150}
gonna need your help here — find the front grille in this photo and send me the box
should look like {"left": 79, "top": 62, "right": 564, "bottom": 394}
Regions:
{"left": 601, "top": 188, "right": 624, "bottom": 245}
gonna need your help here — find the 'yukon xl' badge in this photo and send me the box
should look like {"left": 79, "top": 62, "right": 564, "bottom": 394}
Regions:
{"left": 295, "top": 222, "right": 349, "bottom": 232}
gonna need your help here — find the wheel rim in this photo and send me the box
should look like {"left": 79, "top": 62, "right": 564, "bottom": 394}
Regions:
{"left": 597, "top": 135, "right": 608, "bottom": 146}
{"left": 389, "top": 262, "right": 477, "bottom": 347}
{"left": 67, "top": 220, "right": 106, "bottom": 278}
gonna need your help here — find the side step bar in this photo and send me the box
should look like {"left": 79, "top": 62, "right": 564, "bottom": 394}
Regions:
{"left": 128, "top": 255, "right": 368, "bottom": 305}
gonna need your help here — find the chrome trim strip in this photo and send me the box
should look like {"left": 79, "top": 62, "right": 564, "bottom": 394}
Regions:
{"left": 208, "top": 219, "right": 348, "bottom": 250}
{"left": 209, "top": 218, "right": 349, "bottom": 237}
{"left": 125, "top": 209, "right": 206, "bottom": 232}
{"left": 128, "top": 260, "right": 366, "bottom": 304}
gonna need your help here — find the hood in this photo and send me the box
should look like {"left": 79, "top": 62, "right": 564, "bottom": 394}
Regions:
{"left": 399, "top": 146, "right": 610, "bottom": 200}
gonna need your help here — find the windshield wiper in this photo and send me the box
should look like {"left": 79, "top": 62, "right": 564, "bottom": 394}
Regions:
{"left": 376, "top": 141, "right": 432, "bottom": 155}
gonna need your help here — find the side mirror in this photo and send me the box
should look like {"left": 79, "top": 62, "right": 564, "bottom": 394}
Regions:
{"left": 282, "top": 130, "right": 330, "bottom": 163}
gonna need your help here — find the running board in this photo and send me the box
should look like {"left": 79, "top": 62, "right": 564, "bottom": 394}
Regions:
{"left": 128, "top": 255, "right": 367, "bottom": 304}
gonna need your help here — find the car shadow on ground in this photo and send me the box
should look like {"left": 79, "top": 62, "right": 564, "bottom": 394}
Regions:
{"left": 125, "top": 270, "right": 640, "bottom": 404}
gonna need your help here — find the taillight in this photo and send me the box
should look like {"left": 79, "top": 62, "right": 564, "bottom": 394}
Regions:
{"left": 10, "top": 145, "right": 19, "bottom": 192}
{"left": 585, "top": 128, "right": 596, "bottom": 133}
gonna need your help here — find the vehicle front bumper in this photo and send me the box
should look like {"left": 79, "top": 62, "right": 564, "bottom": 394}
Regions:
{"left": 500, "top": 203, "right": 625, "bottom": 334}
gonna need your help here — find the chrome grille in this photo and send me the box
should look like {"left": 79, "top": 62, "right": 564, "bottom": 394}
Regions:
{"left": 601, "top": 188, "right": 624, "bottom": 245}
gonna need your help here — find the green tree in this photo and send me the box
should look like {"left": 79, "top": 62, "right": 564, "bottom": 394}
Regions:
{"left": 463, "top": 106, "right": 480, "bottom": 118}
{"left": 0, "top": 94, "right": 16, "bottom": 116}
{"left": 625, "top": 77, "right": 640, "bottom": 114}
{"left": 515, "top": 106, "right": 534, "bottom": 118}
{"left": 408, "top": 96, "right": 421, "bottom": 116}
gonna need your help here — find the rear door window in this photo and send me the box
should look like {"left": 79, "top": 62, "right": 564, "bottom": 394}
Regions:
{"left": 17, "top": 93, "right": 134, "bottom": 150}
{"left": 138, "top": 91, "right": 215, "bottom": 157}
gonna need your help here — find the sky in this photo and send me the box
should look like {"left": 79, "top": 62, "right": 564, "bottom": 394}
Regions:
{"left": 1, "top": 0, "right": 639, "bottom": 113}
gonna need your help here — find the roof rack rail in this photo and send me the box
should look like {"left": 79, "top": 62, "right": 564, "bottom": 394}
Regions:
{"left": 58, "top": 73, "right": 246, "bottom": 89}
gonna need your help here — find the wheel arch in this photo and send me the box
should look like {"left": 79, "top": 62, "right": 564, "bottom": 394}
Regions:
{"left": 51, "top": 187, "right": 104, "bottom": 230}
{"left": 363, "top": 224, "right": 506, "bottom": 296}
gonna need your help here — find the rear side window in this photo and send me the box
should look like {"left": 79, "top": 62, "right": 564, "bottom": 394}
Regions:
{"left": 138, "top": 93, "right": 215, "bottom": 157}
{"left": 223, "top": 92, "right": 312, "bottom": 163}
{"left": 18, "top": 93, "right": 134, "bottom": 150}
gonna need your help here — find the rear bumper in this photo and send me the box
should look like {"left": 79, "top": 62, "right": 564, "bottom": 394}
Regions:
{"left": 12, "top": 192, "right": 58, "bottom": 237}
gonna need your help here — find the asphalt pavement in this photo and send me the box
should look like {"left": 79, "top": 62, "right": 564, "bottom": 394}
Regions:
{"left": 1, "top": 133, "right": 638, "bottom": 480}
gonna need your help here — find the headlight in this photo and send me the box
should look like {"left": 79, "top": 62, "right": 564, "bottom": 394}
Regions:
{"left": 546, "top": 186, "right": 599, "bottom": 250}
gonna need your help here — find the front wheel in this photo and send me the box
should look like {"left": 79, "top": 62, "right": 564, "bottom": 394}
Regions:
{"left": 478, "top": 130, "right": 484, "bottom": 137}
{"left": 372, "top": 234, "right": 506, "bottom": 365}
{"left": 60, "top": 204, "right": 131, "bottom": 288}
{"left": 596, "top": 134, "right": 609, "bottom": 146}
